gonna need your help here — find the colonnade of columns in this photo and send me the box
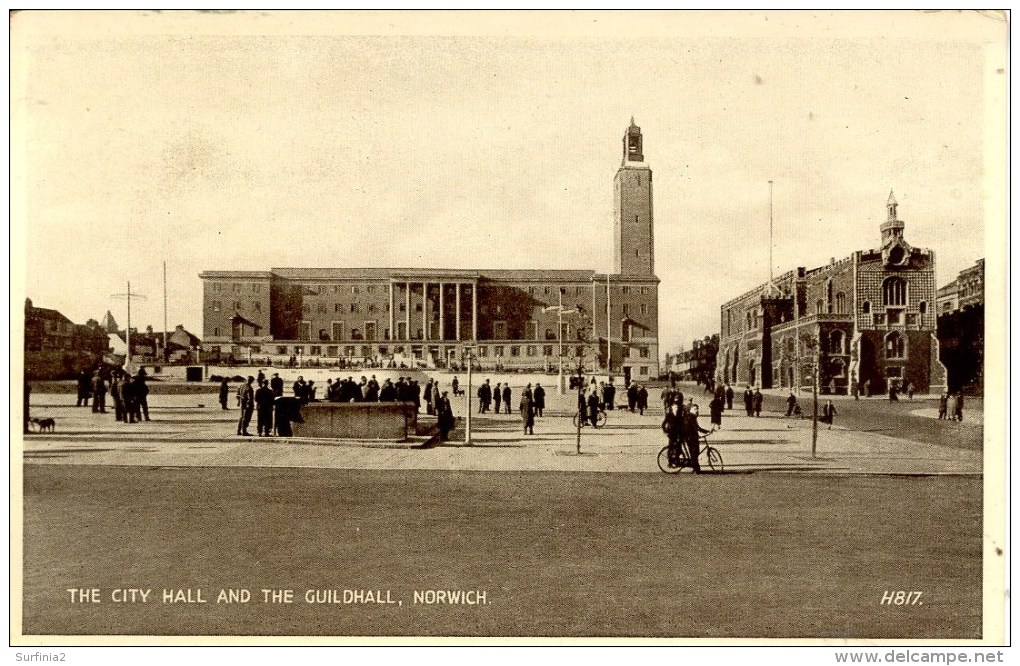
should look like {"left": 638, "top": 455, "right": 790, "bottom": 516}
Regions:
{"left": 388, "top": 280, "right": 478, "bottom": 342}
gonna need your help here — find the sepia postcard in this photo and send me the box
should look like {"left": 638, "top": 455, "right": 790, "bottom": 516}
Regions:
{"left": 9, "top": 9, "right": 1009, "bottom": 652}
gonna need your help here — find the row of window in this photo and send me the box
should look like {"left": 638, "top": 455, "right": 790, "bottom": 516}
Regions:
{"left": 212, "top": 283, "right": 263, "bottom": 293}
{"left": 210, "top": 301, "right": 262, "bottom": 313}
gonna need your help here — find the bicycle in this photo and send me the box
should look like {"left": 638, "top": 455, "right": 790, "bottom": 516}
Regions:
{"left": 657, "top": 433, "right": 723, "bottom": 473}
{"left": 572, "top": 409, "right": 607, "bottom": 429}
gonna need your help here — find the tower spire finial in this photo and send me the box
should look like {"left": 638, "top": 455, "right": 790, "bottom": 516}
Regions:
{"left": 630, "top": 115, "right": 636, "bottom": 127}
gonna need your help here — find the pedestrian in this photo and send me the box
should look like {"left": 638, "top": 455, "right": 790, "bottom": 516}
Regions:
{"left": 109, "top": 370, "right": 124, "bottom": 422}
{"left": 637, "top": 384, "right": 648, "bottom": 415}
{"left": 425, "top": 379, "right": 435, "bottom": 414}
{"left": 274, "top": 395, "right": 303, "bottom": 437}
{"left": 744, "top": 386, "right": 754, "bottom": 416}
{"left": 254, "top": 379, "right": 275, "bottom": 436}
{"left": 533, "top": 383, "right": 545, "bottom": 417}
{"left": 502, "top": 383, "right": 512, "bottom": 415}
{"left": 76, "top": 369, "right": 92, "bottom": 407}
{"left": 437, "top": 391, "right": 455, "bottom": 441}
{"left": 237, "top": 376, "right": 255, "bottom": 436}
{"left": 662, "top": 402, "right": 684, "bottom": 466}
{"left": 605, "top": 379, "right": 616, "bottom": 410}
{"left": 627, "top": 382, "right": 638, "bottom": 412}
{"left": 725, "top": 384, "right": 734, "bottom": 411}
{"left": 451, "top": 376, "right": 460, "bottom": 396}
{"left": 888, "top": 382, "right": 899, "bottom": 402}
{"left": 493, "top": 382, "right": 502, "bottom": 414}
{"left": 953, "top": 393, "right": 964, "bottom": 422}
{"left": 293, "top": 376, "right": 307, "bottom": 402}
{"left": 785, "top": 390, "right": 798, "bottom": 417}
{"left": 270, "top": 373, "right": 284, "bottom": 398}
{"left": 863, "top": 379, "right": 871, "bottom": 397}
{"left": 851, "top": 380, "right": 860, "bottom": 401}
{"left": 822, "top": 399, "right": 837, "bottom": 429}
{"left": 709, "top": 394, "right": 723, "bottom": 429}
{"left": 219, "top": 378, "right": 230, "bottom": 410}
{"left": 906, "top": 382, "right": 915, "bottom": 400}
{"left": 121, "top": 374, "right": 138, "bottom": 422}
{"left": 938, "top": 393, "right": 948, "bottom": 420}
{"left": 520, "top": 390, "right": 535, "bottom": 435}
{"left": 134, "top": 370, "right": 150, "bottom": 421}
{"left": 91, "top": 370, "right": 107, "bottom": 413}
{"left": 587, "top": 388, "right": 601, "bottom": 428}
{"left": 752, "top": 388, "right": 763, "bottom": 417}
{"left": 683, "top": 404, "right": 711, "bottom": 474}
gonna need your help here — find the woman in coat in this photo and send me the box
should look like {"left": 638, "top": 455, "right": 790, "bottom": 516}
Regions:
{"left": 709, "top": 395, "right": 724, "bottom": 429}
{"left": 520, "top": 392, "right": 535, "bottom": 435}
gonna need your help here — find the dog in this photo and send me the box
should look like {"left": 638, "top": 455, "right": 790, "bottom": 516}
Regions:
{"left": 30, "top": 417, "right": 56, "bottom": 433}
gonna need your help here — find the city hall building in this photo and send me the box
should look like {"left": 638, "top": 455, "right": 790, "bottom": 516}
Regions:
{"left": 716, "top": 193, "right": 947, "bottom": 395}
{"left": 200, "top": 121, "right": 660, "bottom": 381}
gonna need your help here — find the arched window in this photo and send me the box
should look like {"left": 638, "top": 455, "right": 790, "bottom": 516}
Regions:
{"left": 918, "top": 300, "right": 928, "bottom": 315}
{"left": 882, "top": 277, "right": 907, "bottom": 306}
{"left": 885, "top": 332, "right": 905, "bottom": 359}
{"left": 835, "top": 292, "right": 847, "bottom": 314}
{"left": 826, "top": 280, "right": 834, "bottom": 313}
{"left": 829, "top": 330, "right": 845, "bottom": 354}
{"left": 862, "top": 300, "right": 871, "bottom": 314}
{"left": 816, "top": 299, "right": 824, "bottom": 314}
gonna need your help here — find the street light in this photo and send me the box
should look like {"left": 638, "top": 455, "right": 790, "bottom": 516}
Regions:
{"left": 463, "top": 345, "right": 475, "bottom": 445}
{"left": 542, "top": 288, "right": 577, "bottom": 395}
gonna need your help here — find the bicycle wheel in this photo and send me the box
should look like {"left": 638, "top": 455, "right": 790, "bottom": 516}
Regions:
{"left": 595, "top": 411, "right": 607, "bottom": 428}
{"left": 707, "top": 446, "right": 724, "bottom": 473}
{"left": 657, "top": 445, "right": 684, "bottom": 474}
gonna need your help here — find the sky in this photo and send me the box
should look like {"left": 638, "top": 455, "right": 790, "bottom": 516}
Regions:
{"left": 13, "top": 10, "right": 1004, "bottom": 356}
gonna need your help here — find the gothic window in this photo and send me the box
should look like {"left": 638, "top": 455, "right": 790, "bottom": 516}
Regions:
{"left": 882, "top": 277, "right": 907, "bottom": 306}
{"left": 826, "top": 280, "right": 834, "bottom": 313}
{"left": 829, "top": 330, "right": 845, "bottom": 354}
{"left": 816, "top": 299, "right": 824, "bottom": 315}
{"left": 885, "top": 332, "right": 905, "bottom": 359}
{"left": 918, "top": 300, "right": 928, "bottom": 315}
{"left": 835, "top": 292, "right": 847, "bottom": 314}
{"left": 862, "top": 300, "right": 871, "bottom": 314}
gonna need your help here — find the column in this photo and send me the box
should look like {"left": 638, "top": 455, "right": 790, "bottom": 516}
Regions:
{"left": 405, "top": 282, "right": 410, "bottom": 340}
{"left": 471, "top": 282, "right": 478, "bottom": 341}
{"left": 423, "top": 282, "right": 429, "bottom": 341}
{"left": 439, "top": 282, "right": 445, "bottom": 341}
{"left": 389, "top": 281, "right": 394, "bottom": 341}
{"left": 455, "top": 283, "right": 461, "bottom": 341}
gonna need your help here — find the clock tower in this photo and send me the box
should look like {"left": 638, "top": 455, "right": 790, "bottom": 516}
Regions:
{"left": 614, "top": 118, "right": 654, "bottom": 276}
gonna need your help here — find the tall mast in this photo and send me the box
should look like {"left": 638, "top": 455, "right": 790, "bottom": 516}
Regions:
{"left": 163, "top": 261, "right": 169, "bottom": 361}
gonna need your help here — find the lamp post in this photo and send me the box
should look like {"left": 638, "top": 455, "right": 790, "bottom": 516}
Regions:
{"left": 542, "top": 289, "right": 577, "bottom": 395}
{"left": 111, "top": 281, "right": 146, "bottom": 372}
{"left": 463, "top": 345, "right": 475, "bottom": 445}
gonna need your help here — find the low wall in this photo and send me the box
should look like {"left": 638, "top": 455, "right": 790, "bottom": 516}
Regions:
{"left": 290, "top": 402, "right": 418, "bottom": 441}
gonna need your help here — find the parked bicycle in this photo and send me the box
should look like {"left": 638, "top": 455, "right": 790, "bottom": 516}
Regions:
{"left": 572, "top": 408, "right": 607, "bottom": 429}
{"left": 657, "top": 432, "right": 723, "bottom": 473}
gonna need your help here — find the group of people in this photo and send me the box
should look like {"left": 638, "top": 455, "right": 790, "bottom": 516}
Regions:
{"left": 231, "top": 376, "right": 304, "bottom": 437}
{"left": 76, "top": 367, "right": 151, "bottom": 423}
{"left": 937, "top": 392, "right": 966, "bottom": 421}
{"left": 661, "top": 389, "right": 712, "bottom": 474}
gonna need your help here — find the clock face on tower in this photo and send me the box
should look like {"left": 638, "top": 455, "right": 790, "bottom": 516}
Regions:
{"left": 885, "top": 243, "right": 907, "bottom": 267}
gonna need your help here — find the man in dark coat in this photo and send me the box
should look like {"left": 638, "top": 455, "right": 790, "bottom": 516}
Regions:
{"left": 76, "top": 369, "right": 92, "bottom": 407}
{"left": 91, "top": 371, "right": 107, "bottom": 413}
{"left": 502, "top": 384, "right": 512, "bottom": 414}
{"left": 237, "top": 376, "right": 255, "bottom": 436}
{"left": 744, "top": 386, "right": 754, "bottom": 416}
{"left": 637, "top": 385, "right": 649, "bottom": 415}
{"left": 627, "top": 382, "right": 638, "bottom": 412}
{"left": 822, "top": 399, "right": 837, "bottom": 429}
{"left": 109, "top": 370, "right": 124, "bottom": 422}
{"left": 134, "top": 370, "right": 150, "bottom": 421}
{"left": 270, "top": 373, "right": 284, "bottom": 398}
{"left": 219, "top": 378, "right": 230, "bottom": 410}
{"left": 477, "top": 380, "right": 490, "bottom": 413}
{"left": 436, "top": 391, "right": 455, "bottom": 441}
{"left": 520, "top": 391, "right": 535, "bottom": 435}
{"left": 752, "top": 388, "right": 764, "bottom": 417}
{"left": 586, "top": 389, "right": 600, "bottom": 427}
{"left": 121, "top": 374, "right": 138, "bottom": 423}
{"left": 533, "top": 383, "right": 546, "bottom": 417}
{"left": 785, "top": 391, "right": 798, "bottom": 417}
{"left": 725, "top": 384, "right": 734, "bottom": 410}
{"left": 605, "top": 380, "right": 616, "bottom": 410}
{"left": 493, "top": 382, "right": 502, "bottom": 413}
{"left": 683, "top": 404, "right": 711, "bottom": 474}
{"left": 662, "top": 402, "right": 684, "bottom": 466}
{"left": 379, "top": 379, "right": 397, "bottom": 402}
{"left": 254, "top": 379, "right": 275, "bottom": 436}
{"left": 709, "top": 395, "right": 724, "bottom": 429}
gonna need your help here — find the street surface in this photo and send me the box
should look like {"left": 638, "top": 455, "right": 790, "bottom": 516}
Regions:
{"left": 17, "top": 379, "right": 990, "bottom": 639}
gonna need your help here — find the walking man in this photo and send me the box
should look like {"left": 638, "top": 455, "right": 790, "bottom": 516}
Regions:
{"left": 533, "top": 383, "right": 546, "bottom": 417}
{"left": 493, "top": 382, "right": 502, "bottom": 414}
{"left": 725, "top": 384, "right": 734, "bottom": 411}
{"left": 822, "top": 399, "right": 837, "bottom": 429}
{"left": 744, "top": 386, "right": 754, "bottom": 416}
{"left": 502, "top": 383, "right": 512, "bottom": 415}
{"left": 785, "top": 390, "right": 798, "bottom": 417}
